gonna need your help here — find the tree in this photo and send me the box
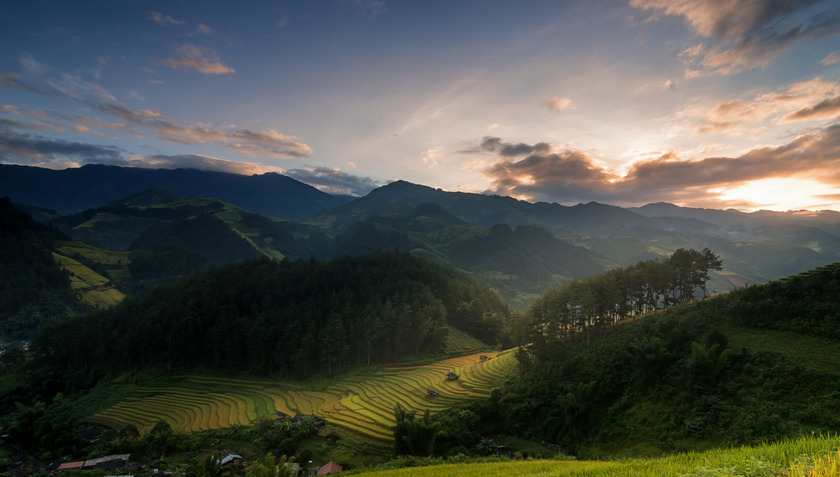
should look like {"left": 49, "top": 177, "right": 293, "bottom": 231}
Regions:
{"left": 392, "top": 403, "right": 440, "bottom": 456}
{"left": 247, "top": 453, "right": 295, "bottom": 477}
{"left": 145, "top": 420, "right": 173, "bottom": 458}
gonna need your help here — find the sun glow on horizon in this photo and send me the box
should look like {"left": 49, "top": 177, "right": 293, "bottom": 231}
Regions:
{"left": 712, "top": 177, "right": 840, "bottom": 212}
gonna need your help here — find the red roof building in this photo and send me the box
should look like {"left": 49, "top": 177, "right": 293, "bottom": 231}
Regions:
{"left": 316, "top": 461, "right": 343, "bottom": 475}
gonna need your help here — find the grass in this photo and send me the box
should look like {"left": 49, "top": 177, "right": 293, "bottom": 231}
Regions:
{"left": 720, "top": 324, "right": 840, "bottom": 373}
{"left": 348, "top": 433, "right": 840, "bottom": 477}
{"left": 88, "top": 351, "right": 518, "bottom": 443}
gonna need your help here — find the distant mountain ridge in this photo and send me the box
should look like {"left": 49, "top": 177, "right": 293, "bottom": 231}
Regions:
{"left": 0, "top": 164, "right": 352, "bottom": 220}
{"left": 4, "top": 164, "right": 840, "bottom": 308}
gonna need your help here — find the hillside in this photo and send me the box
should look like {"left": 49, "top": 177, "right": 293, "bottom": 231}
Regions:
{"left": 496, "top": 262, "right": 840, "bottom": 456}
{"left": 35, "top": 252, "right": 510, "bottom": 378}
{"left": 0, "top": 164, "right": 351, "bottom": 219}
{"left": 0, "top": 197, "right": 84, "bottom": 338}
{"left": 331, "top": 204, "right": 607, "bottom": 308}
{"left": 310, "top": 181, "right": 840, "bottom": 297}
{"left": 51, "top": 197, "right": 332, "bottom": 282}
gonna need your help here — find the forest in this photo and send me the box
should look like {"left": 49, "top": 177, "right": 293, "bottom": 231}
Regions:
{"left": 34, "top": 252, "right": 510, "bottom": 380}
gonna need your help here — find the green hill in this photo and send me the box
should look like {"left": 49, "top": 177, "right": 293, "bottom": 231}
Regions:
{"left": 331, "top": 203, "right": 607, "bottom": 308}
{"left": 51, "top": 197, "right": 332, "bottom": 284}
{"left": 0, "top": 197, "right": 85, "bottom": 338}
{"left": 495, "top": 262, "right": 840, "bottom": 457}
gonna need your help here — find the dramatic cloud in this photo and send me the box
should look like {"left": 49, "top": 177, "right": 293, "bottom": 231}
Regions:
{"left": 783, "top": 95, "right": 840, "bottom": 122}
{"left": 147, "top": 11, "right": 185, "bottom": 26}
{"left": 286, "top": 166, "right": 381, "bottom": 196}
{"left": 482, "top": 126, "right": 840, "bottom": 207}
{"left": 679, "top": 77, "right": 840, "bottom": 134}
{"left": 545, "top": 97, "right": 573, "bottom": 112}
{"left": 476, "top": 136, "right": 551, "bottom": 157}
{"left": 159, "top": 44, "right": 234, "bottom": 75}
{"left": 0, "top": 126, "right": 121, "bottom": 164}
{"left": 631, "top": 0, "right": 840, "bottom": 76}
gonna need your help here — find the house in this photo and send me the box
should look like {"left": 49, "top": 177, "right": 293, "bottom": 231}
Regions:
{"left": 83, "top": 454, "right": 130, "bottom": 470}
{"left": 427, "top": 389, "right": 438, "bottom": 398}
{"left": 217, "top": 451, "right": 243, "bottom": 466}
{"left": 316, "top": 461, "right": 343, "bottom": 475}
{"left": 446, "top": 372, "right": 458, "bottom": 381}
{"left": 57, "top": 461, "right": 84, "bottom": 471}
{"left": 479, "top": 355, "right": 488, "bottom": 361}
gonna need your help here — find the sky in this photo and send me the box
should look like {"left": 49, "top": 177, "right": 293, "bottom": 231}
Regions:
{"left": 1, "top": 0, "right": 840, "bottom": 212}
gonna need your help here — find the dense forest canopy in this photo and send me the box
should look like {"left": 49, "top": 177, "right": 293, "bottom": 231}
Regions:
{"left": 35, "top": 252, "right": 510, "bottom": 379}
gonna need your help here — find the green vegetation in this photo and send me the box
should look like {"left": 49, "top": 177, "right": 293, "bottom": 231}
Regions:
{"left": 35, "top": 252, "right": 509, "bottom": 378}
{"left": 496, "top": 262, "right": 840, "bottom": 456}
{"left": 0, "top": 197, "right": 84, "bottom": 338}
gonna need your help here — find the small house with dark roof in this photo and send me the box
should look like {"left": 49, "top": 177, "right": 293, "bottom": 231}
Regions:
{"left": 446, "top": 372, "right": 458, "bottom": 381}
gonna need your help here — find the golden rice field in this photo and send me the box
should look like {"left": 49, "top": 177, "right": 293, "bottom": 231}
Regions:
{"left": 88, "top": 350, "right": 517, "bottom": 450}
{"left": 352, "top": 433, "right": 840, "bottom": 477}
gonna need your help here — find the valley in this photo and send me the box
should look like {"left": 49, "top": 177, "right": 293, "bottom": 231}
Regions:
{"left": 1, "top": 165, "right": 840, "bottom": 475}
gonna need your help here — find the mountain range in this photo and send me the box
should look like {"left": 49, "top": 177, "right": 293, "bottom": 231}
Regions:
{"left": 3, "top": 163, "right": 839, "bottom": 309}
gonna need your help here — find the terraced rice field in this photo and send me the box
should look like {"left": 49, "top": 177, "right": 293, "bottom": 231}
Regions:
{"left": 88, "top": 350, "right": 518, "bottom": 449}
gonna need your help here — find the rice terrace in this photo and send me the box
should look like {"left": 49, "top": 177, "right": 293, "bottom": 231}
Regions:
{"left": 88, "top": 351, "right": 517, "bottom": 451}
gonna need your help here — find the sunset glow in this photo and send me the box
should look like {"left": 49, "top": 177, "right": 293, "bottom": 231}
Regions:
{"left": 0, "top": 0, "right": 838, "bottom": 211}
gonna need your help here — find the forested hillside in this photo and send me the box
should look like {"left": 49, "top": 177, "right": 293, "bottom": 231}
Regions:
{"left": 492, "top": 262, "right": 840, "bottom": 456}
{"left": 35, "top": 252, "right": 509, "bottom": 379}
{"left": 0, "top": 197, "right": 83, "bottom": 338}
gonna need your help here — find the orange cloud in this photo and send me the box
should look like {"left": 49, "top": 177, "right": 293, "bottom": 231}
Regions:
{"left": 483, "top": 125, "right": 840, "bottom": 208}
{"left": 545, "top": 97, "right": 573, "bottom": 112}
{"left": 159, "top": 44, "right": 234, "bottom": 75}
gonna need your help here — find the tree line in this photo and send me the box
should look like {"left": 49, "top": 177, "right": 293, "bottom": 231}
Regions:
{"left": 522, "top": 248, "right": 722, "bottom": 353}
{"left": 34, "top": 252, "right": 510, "bottom": 379}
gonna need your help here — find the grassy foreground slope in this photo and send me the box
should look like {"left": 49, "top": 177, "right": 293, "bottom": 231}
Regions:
{"left": 87, "top": 350, "right": 518, "bottom": 451}
{"left": 352, "top": 434, "right": 840, "bottom": 476}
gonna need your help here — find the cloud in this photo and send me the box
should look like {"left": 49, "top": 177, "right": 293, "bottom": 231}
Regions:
{"left": 0, "top": 126, "right": 121, "bottom": 164}
{"left": 148, "top": 11, "right": 185, "bottom": 26}
{"left": 19, "top": 53, "right": 46, "bottom": 75}
{"left": 473, "top": 136, "right": 552, "bottom": 157}
{"left": 545, "top": 97, "right": 573, "bottom": 112}
{"left": 121, "top": 154, "right": 283, "bottom": 175}
{"left": 286, "top": 166, "right": 381, "bottom": 196}
{"left": 631, "top": 0, "right": 840, "bottom": 76}
{"left": 422, "top": 146, "right": 442, "bottom": 166}
{"left": 0, "top": 72, "right": 43, "bottom": 93}
{"left": 1, "top": 72, "right": 310, "bottom": 160}
{"left": 159, "top": 44, "right": 234, "bottom": 75}
{"left": 481, "top": 126, "right": 840, "bottom": 206}
{"left": 783, "top": 95, "right": 840, "bottom": 122}
{"left": 346, "top": 0, "right": 388, "bottom": 15}
{"left": 821, "top": 51, "right": 840, "bottom": 66}
{"left": 197, "top": 23, "right": 215, "bottom": 35}
{"left": 679, "top": 77, "right": 840, "bottom": 134}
